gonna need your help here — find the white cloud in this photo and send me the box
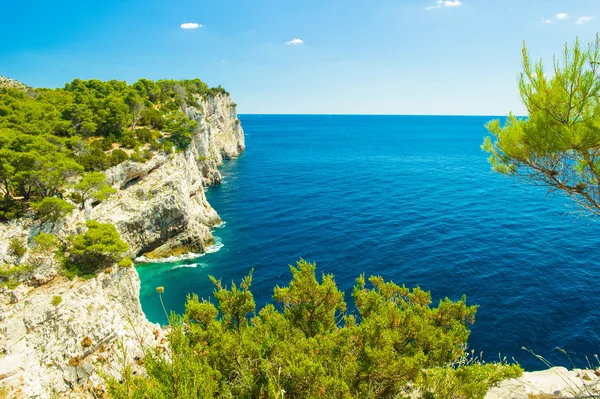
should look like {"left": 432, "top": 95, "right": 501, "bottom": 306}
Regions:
{"left": 541, "top": 17, "right": 552, "bottom": 24}
{"left": 556, "top": 13, "right": 569, "bottom": 20}
{"left": 286, "top": 38, "right": 304, "bottom": 45}
{"left": 425, "top": 0, "right": 461, "bottom": 10}
{"left": 576, "top": 15, "right": 594, "bottom": 24}
{"left": 180, "top": 22, "right": 203, "bottom": 29}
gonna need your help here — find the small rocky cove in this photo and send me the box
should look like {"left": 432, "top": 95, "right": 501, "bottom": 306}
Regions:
{"left": 0, "top": 93, "right": 244, "bottom": 398}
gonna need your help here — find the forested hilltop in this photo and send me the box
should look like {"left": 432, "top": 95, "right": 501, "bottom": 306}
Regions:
{"left": 0, "top": 76, "right": 231, "bottom": 221}
{"left": 0, "top": 75, "right": 245, "bottom": 398}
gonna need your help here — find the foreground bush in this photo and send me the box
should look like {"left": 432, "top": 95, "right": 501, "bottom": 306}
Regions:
{"left": 105, "top": 260, "right": 521, "bottom": 398}
{"left": 65, "top": 220, "right": 128, "bottom": 277}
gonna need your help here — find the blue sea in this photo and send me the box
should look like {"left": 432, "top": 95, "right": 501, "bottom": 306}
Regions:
{"left": 137, "top": 115, "right": 600, "bottom": 371}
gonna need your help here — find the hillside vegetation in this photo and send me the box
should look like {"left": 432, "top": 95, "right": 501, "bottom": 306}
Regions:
{"left": 0, "top": 76, "right": 227, "bottom": 220}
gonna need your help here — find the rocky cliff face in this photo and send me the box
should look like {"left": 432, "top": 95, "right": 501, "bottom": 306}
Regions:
{"left": 0, "top": 93, "right": 244, "bottom": 398}
{"left": 91, "top": 93, "right": 245, "bottom": 258}
{"left": 0, "top": 266, "right": 161, "bottom": 398}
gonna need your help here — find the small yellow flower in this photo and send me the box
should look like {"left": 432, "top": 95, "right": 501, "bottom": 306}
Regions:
{"left": 156, "top": 286, "right": 165, "bottom": 294}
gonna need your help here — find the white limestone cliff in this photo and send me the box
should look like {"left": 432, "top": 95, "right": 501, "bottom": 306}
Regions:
{"left": 0, "top": 93, "right": 244, "bottom": 398}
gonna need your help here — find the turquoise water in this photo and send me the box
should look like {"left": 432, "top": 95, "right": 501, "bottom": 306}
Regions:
{"left": 137, "top": 115, "right": 600, "bottom": 371}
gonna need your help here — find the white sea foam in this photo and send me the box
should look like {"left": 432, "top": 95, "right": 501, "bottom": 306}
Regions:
{"left": 205, "top": 243, "right": 224, "bottom": 254}
{"left": 135, "top": 237, "right": 224, "bottom": 263}
{"left": 172, "top": 263, "right": 199, "bottom": 269}
{"left": 215, "top": 221, "right": 227, "bottom": 229}
{"left": 135, "top": 252, "right": 203, "bottom": 263}
{"left": 205, "top": 238, "right": 224, "bottom": 254}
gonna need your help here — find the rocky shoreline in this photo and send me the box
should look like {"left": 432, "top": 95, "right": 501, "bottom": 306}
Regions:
{"left": 0, "top": 93, "right": 244, "bottom": 398}
{"left": 0, "top": 90, "right": 597, "bottom": 398}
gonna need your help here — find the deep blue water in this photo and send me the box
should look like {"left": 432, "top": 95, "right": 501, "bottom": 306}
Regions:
{"left": 138, "top": 115, "right": 600, "bottom": 371}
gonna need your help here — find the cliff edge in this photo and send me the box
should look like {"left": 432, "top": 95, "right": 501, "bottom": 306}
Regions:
{"left": 0, "top": 90, "right": 244, "bottom": 398}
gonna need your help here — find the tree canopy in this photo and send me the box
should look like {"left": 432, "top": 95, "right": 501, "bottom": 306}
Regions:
{"left": 0, "top": 77, "right": 228, "bottom": 219}
{"left": 483, "top": 34, "right": 600, "bottom": 215}
{"left": 67, "top": 220, "right": 128, "bottom": 276}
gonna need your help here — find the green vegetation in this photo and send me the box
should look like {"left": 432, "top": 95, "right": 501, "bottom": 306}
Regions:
{"left": 117, "top": 257, "right": 133, "bottom": 268}
{"left": 65, "top": 220, "right": 128, "bottom": 277}
{"left": 483, "top": 34, "right": 600, "bottom": 215}
{"left": 8, "top": 237, "right": 26, "bottom": 257}
{"left": 72, "top": 172, "right": 115, "bottom": 209}
{"left": 29, "top": 232, "right": 60, "bottom": 267}
{"left": 32, "top": 197, "right": 74, "bottom": 224}
{"left": 51, "top": 295, "right": 62, "bottom": 306}
{"left": 0, "top": 77, "right": 227, "bottom": 220}
{"left": 0, "top": 263, "right": 35, "bottom": 288}
{"left": 105, "top": 260, "right": 521, "bottom": 399}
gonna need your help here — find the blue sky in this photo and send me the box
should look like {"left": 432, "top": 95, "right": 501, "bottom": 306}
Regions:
{"left": 1, "top": 0, "right": 598, "bottom": 115}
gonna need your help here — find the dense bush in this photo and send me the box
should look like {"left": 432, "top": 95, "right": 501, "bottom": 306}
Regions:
{"left": 66, "top": 220, "right": 128, "bottom": 277}
{"left": 72, "top": 172, "right": 115, "bottom": 209}
{"left": 0, "top": 263, "right": 35, "bottom": 288}
{"left": 32, "top": 197, "right": 74, "bottom": 224}
{"left": 0, "top": 198, "right": 24, "bottom": 221}
{"left": 110, "top": 149, "right": 129, "bottom": 166}
{"left": 163, "top": 141, "right": 174, "bottom": 154}
{"left": 105, "top": 260, "right": 522, "bottom": 399}
{"left": 8, "top": 237, "right": 27, "bottom": 257}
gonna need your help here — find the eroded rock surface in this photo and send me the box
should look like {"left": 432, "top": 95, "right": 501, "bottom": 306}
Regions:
{"left": 0, "top": 266, "right": 163, "bottom": 398}
{"left": 0, "top": 93, "right": 244, "bottom": 398}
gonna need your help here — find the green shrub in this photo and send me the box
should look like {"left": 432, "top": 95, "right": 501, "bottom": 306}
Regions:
{"left": 118, "top": 131, "right": 139, "bottom": 149}
{"left": 148, "top": 138, "right": 163, "bottom": 151}
{"left": 29, "top": 232, "right": 60, "bottom": 267}
{"left": 104, "top": 260, "right": 523, "bottom": 399}
{"left": 66, "top": 220, "right": 128, "bottom": 277}
{"left": 0, "top": 263, "right": 35, "bottom": 288}
{"left": 110, "top": 149, "right": 129, "bottom": 166}
{"left": 8, "top": 238, "right": 27, "bottom": 257}
{"left": 139, "top": 108, "right": 165, "bottom": 130}
{"left": 3, "top": 280, "right": 21, "bottom": 289}
{"left": 117, "top": 257, "right": 133, "bottom": 268}
{"left": 142, "top": 149, "right": 153, "bottom": 160}
{"left": 32, "top": 197, "right": 74, "bottom": 224}
{"left": 0, "top": 263, "right": 35, "bottom": 279}
{"left": 163, "top": 141, "right": 174, "bottom": 154}
{"left": 100, "top": 137, "right": 114, "bottom": 151}
{"left": 135, "top": 128, "right": 153, "bottom": 144}
{"left": 72, "top": 172, "right": 115, "bottom": 209}
{"left": 0, "top": 199, "right": 25, "bottom": 221}
{"left": 129, "top": 152, "right": 146, "bottom": 163}
{"left": 166, "top": 112, "right": 196, "bottom": 150}
{"left": 80, "top": 147, "right": 111, "bottom": 171}
{"left": 34, "top": 232, "right": 59, "bottom": 251}
{"left": 51, "top": 295, "right": 62, "bottom": 306}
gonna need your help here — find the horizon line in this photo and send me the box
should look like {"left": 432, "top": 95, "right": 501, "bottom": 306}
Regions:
{"left": 237, "top": 113, "right": 524, "bottom": 118}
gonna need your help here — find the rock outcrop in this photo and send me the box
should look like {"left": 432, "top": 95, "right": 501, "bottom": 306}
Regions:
{"left": 90, "top": 93, "right": 244, "bottom": 258}
{"left": 0, "top": 76, "right": 31, "bottom": 91}
{"left": 0, "top": 266, "right": 161, "bottom": 398}
{"left": 0, "top": 92, "right": 244, "bottom": 398}
{"left": 485, "top": 366, "right": 600, "bottom": 398}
